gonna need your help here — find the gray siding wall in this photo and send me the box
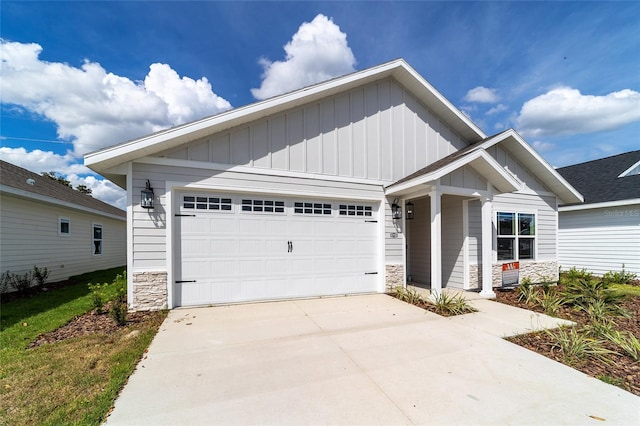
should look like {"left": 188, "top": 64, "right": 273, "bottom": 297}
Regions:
{"left": 486, "top": 144, "right": 549, "bottom": 192}
{"left": 442, "top": 196, "right": 464, "bottom": 288}
{"left": 559, "top": 205, "right": 640, "bottom": 275}
{"left": 0, "top": 194, "right": 126, "bottom": 284}
{"left": 493, "top": 193, "right": 558, "bottom": 260}
{"left": 131, "top": 162, "right": 384, "bottom": 271}
{"left": 440, "top": 165, "right": 487, "bottom": 191}
{"left": 407, "top": 197, "right": 431, "bottom": 283}
{"left": 157, "top": 77, "right": 468, "bottom": 184}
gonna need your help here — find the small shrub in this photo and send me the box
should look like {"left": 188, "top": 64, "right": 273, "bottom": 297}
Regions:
{"left": 110, "top": 300, "right": 127, "bottom": 326}
{"left": 13, "top": 270, "right": 34, "bottom": 293}
{"left": 88, "top": 282, "right": 107, "bottom": 313}
{"left": 602, "top": 265, "right": 637, "bottom": 286}
{"left": 539, "top": 291, "right": 563, "bottom": 316}
{"left": 1, "top": 270, "right": 16, "bottom": 293}
{"left": 431, "top": 292, "right": 476, "bottom": 316}
{"left": 109, "top": 271, "right": 128, "bottom": 326}
{"left": 602, "top": 330, "right": 640, "bottom": 361}
{"left": 546, "top": 326, "right": 617, "bottom": 365}
{"left": 393, "top": 286, "right": 425, "bottom": 304}
{"left": 563, "top": 267, "right": 593, "bottom": 282}
{"left": 516, "top": 280, "right": 539, "bottom": 306}
{"left": 32, "top": 265, "right": 50, "bottom": 287}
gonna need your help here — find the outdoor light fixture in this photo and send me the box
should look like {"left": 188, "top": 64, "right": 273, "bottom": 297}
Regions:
{"left": 391, "top": 198, "right": 402, "bottom": 220}
{"left": 406, "top": 201, "right": 414, "bottom": 220}
{"left": 141, "top": 180, "right": 154, "bottom": 209}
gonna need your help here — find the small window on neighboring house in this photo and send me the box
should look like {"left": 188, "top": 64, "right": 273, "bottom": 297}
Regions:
{"left": 93, "top": 224, "right": 103, "bottom": 255}
{"left": 59, "top": 217, "right": 70, "bottom": 236}
{"left": 497, "top": 212, "right": 536, "bottom": 261}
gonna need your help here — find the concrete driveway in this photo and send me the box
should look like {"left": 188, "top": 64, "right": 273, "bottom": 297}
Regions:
{"left": 106, "top": 294, "right": 639, "bottom": 425}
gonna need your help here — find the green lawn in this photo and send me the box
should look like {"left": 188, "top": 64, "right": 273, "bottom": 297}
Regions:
{"left": 0, "top": 267, "right": 167, "bottom": 425}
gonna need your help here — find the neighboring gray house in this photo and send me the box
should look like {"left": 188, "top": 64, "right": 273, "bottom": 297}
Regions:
{"left": 557, "top": 150, "right": 640, "bottom": 276}
{"left": 0, "top": 160, "right": 126, "bottom": 284}
{"left": 85, "top": 59, "right": 582, "bottom": 311}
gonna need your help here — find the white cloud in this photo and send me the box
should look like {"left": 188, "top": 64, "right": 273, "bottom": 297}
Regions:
{"left": 251, "top": 14, "right": 356, "bottom": 100}
{"left": 463, "top": 86, "right": 500, "bottom": 103}
{"left": 0, "top": 147, "right": 126, "bottom": 209}
{"left": 0, "top": 40, "right": 232, "bottom": 157}
{"left": 532, "top": 140, "right": 556, "bottom": 153}
{"left": 516, "top": 87, "right": 640, "bottom": 137}
{"left": 486, "top": 104, "right": 507, "bottom": 115}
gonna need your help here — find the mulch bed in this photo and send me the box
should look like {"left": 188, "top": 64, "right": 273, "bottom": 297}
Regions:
{"left": 28, "top": 307, "right": 160, "bottom": 348}
{"left": 495, "top": 284, "right": 640, "bottom": 396}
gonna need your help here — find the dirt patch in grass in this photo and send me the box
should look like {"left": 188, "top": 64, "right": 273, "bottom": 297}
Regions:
{"left": 496, "top": 286, "right": 640, "bottom": 396}
{"left": 28, "top": 307, "right": 161, "bottom": 348}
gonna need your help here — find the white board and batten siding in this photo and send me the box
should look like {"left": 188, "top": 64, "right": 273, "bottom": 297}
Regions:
{"left": 559, "top": 204, "right": 640, "bottom": 276}
{"left": 0, "top": 194, "right": 126, "bottom": 283}
{"left": 158, "top": 77, "right": 468, "bottom": 185}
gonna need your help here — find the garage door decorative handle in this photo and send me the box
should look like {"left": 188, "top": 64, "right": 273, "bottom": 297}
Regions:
{"left": 176, "top": 280, "right": 197, "bottom": 283}
{"left": 287, "top": 241, "right": 293, "bottom": 253}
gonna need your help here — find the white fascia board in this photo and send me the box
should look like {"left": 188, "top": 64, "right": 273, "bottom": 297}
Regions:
{"left": 619, "top": 159, "right": 640, "bottom": 178}
{"left": 559, "top": 198, "right": 640, "bottom": 212}
{"left": 0, "top": 185, "right": 126, "bottom": 221}
{"left": 479, "top": 129, "right": 584, "bottom": 204}
{"left": 385, "top": 149, "right": 520, "bottom": 196}
{"left": 85, "top": 59, "right": 487, "bottom": 174}
{"left": 136, "top": 156, "right": 388, "bottom": 188}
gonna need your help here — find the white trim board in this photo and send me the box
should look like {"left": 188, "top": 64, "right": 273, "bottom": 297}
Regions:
{"left": 559, "top": 198, "right": 640, "bottom": 212}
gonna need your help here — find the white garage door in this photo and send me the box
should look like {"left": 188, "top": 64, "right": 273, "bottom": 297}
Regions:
{"left": 174, "top": 192, "right": 380, "bottom": 306}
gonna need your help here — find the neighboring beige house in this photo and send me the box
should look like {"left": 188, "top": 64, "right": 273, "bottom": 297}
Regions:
{"left": 0, "top": 160, "right": 126, "bottom": 285}
{"left": 557, "top": 150, "right": 640, "bottom": 276}
{"left": 85, "top": 59, "right": 582, "bottom": 311}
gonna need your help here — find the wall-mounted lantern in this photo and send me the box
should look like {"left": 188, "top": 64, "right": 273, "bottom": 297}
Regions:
{"left": 141, "top": 180, "right": 155, "bottom": 209}
{"left": 406, "top": 201, "right": 414, "bottom": 220}
{"left": 391, "top": 198, "right": 402, "bottom": 220}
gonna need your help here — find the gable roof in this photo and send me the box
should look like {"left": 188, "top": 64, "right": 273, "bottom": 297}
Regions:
{"left": 386, "top": 129, "right": 583, "bottom": 204}
{"left": 556, "top": 150, "right": 640, "bottom": 206}
{"left": 0, "top": 160, "right": 125, "bottom": 220}
{"left": 385, "top": 138, "right": 522, "bottom": 196}
{"left": 85, "top": 59, "right": 486, "bottom": 186}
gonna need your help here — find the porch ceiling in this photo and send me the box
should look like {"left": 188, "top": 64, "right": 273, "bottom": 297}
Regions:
{"left": 385, "top": 148, "right": 521, "bottom": 196}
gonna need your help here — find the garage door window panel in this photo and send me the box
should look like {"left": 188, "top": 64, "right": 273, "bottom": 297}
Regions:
{"left": 294, "top": 202, "right": 332, "bottom": 215}
{"left": 242, "top": 199, "right": 285, "bottom": 213}
{"left": 339, "top": 204, "right": 373, "bottom": 217}
{"left": 183, "top": 195, "right": 232, "bottom": 212}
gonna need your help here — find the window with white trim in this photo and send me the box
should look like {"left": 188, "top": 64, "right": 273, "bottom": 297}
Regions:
{"left": 496, "top": 212, "right": 535, "bottom": 261}
{"left": 241, "top": 199, "right": 285, "bottom": 213}
{"left": 92, "top": 223, "right": 103, "bottom": 256}
{"left": 59, "top": 216, "right": 70, "bottom": 236}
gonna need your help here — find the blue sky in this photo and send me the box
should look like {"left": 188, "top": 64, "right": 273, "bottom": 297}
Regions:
{"left": 1, "top": 1, "right": 639, "bottom": 208}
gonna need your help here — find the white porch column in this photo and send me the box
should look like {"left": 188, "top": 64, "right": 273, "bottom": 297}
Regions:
{"left": 430, "top": 189, "right": 442, "bottom": 298}
{"left": 480, "top": 195, "right": 496, "bottom": 298}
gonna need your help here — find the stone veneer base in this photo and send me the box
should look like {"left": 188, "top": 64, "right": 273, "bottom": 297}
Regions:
{"left": 469, "top": 260, "right": 559, "bottom": 288}
{"left": 385, "top": 264, "right": 405, "bottom": 292}
{"left": 131, "top": 271, "right": 168, "bottom": 311}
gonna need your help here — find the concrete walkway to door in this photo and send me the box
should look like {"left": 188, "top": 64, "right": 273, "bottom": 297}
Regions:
{"left": 105, "top": 294, "right": 639, "bottom": 425}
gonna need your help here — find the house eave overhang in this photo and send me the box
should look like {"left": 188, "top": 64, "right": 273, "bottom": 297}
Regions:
{"left": 479, "top": 130, "right": 584, "bottom": 204}
{"left": 559, "top": 198, "right": 640, "bottom": 212}
{"left": 385, "top": 149, "right": 521, "bottom": 196}
{"left": 85, "top": 59, "right": 486, "bottom": 176}
{"left": 0, "top": 185, "right": 126, "bottom": 221}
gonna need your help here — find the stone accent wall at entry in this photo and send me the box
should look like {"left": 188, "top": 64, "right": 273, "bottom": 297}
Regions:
{"left": 385, "top": 264, "right": 405, "bottom": 292}
{"left": 131, "top": 271, "right": 168, "bottom": 311}
{"left": 469, "top": 260, "right": 559, "bottom": 288}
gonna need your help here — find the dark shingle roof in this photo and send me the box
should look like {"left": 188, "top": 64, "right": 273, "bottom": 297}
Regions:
{"left": 0, "top": 160, "right": 125, "bottom": 218}
{"left": 556, "top": 150, "right": 640, "bottom": 205}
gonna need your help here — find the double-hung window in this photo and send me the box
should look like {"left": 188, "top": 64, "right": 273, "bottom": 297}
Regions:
{"left": 93, "top": 224, "right": 103, "bottom": 256}
{"left": 497, "top": 212, "right": 535, "bottom": 261}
